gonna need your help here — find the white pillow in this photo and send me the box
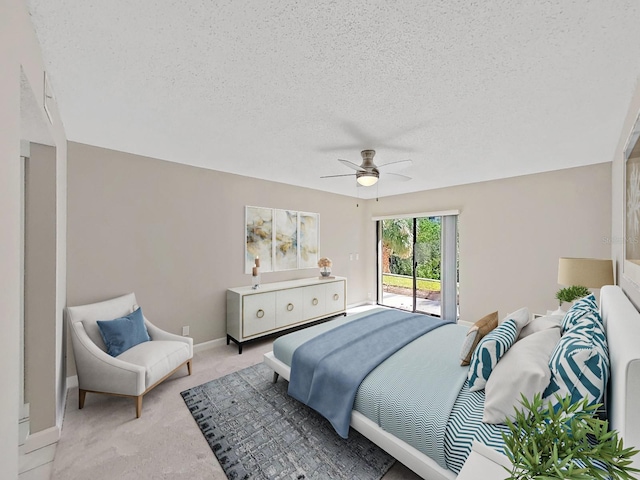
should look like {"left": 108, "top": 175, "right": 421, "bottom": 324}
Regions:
{"left": 518, "top": 314, "right": 562, "bottom": 340}
{"left": 500, "top": 307, "right": 531, "bottom": 331}
{"left": 482, "top": 327, "right": 560, "bottom": 424}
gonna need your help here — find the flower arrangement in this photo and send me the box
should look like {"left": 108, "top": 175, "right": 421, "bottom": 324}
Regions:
{"left": 318, "top": 257, "right": 332, "bottom": 268}
{"left": 318, "top": 257, "right": 332, "bottom": 277}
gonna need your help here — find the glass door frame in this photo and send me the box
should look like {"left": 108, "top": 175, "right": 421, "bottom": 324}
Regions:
{"left": 375, "top": 211, "right": 459, "bottom": 321}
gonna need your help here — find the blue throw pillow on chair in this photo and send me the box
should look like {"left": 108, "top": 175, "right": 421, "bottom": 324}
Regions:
{"left": 97, "top": 307, "right": 151, "bottom": 357}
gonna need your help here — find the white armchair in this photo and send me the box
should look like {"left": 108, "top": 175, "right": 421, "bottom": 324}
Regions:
{"left": 66, "top": 292, "right": 193, "bottom": 418}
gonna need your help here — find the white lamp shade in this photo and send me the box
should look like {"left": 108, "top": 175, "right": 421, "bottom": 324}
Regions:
{"left": 557, "top": 257, "right": 614, "bottom": 288}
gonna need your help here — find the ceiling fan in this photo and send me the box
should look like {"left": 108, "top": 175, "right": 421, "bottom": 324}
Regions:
{"left": 321, "top": 150, "right": 413, "bottom": 186}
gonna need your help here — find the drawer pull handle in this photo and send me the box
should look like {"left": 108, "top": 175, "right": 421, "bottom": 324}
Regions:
{"left": 312, "top": 298, "right": 318, "bottom": 306}
{"left": 287, "top": 303, "right": 294, "bottom": 311}
{"left": 333, "top": 294, "right": 339, "bottom": 301}
{"left": 256, "top": 309, "right": 265, "bottom": 318}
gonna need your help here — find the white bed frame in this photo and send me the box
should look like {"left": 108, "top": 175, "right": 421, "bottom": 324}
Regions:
{"left": 263, "top": 285, "right": 640, "bottom": 479}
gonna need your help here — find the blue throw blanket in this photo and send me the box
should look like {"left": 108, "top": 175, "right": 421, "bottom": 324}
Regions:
{"left": 288, "top": 309, "right": 451, "bottom": 438}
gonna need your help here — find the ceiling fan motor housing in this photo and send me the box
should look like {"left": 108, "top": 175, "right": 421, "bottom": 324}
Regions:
{"left": 360, "top": 149, "right": 377, "bottom": 168}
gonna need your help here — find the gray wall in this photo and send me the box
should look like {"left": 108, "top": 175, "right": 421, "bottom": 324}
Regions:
{"left": 366, "top": 163, "right": 612, "bottom": 323}
{"left": 68, "top": 141, "right": 612, "bottom": 377}
{"left": 24, "top": 143, "right": 58, "bottom": 432}
{"left": 66, "top": 142, "right": 370, "bottom": 374}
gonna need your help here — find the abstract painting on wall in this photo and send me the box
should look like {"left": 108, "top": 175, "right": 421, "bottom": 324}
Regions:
{"left": 245, "top": 206, "right": 320, "bottom": 274}
{"left": 274, "top": 209, "right": 298, "bottom": 271}
{"left": 298, "top": 212, "right": 319, "bottom": 269}
{"left": 245, "top": 206, "right": 273, "bottom": 274}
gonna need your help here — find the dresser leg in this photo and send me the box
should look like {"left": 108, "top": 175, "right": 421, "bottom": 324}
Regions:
{"left": 272, "top": 372, "right": 279, "bottom": 383}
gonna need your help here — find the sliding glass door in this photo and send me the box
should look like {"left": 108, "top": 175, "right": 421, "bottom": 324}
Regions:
{"left": 378, "top": 214, "right": 458, "bottom": 320}
{"left": 414, "top": 217, "right": 442, "bottom": 315}
{"left": 379, "top": 218, "right": 414, "bottom": 312}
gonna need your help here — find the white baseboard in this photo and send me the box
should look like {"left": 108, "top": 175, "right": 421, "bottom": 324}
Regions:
{"left": 19, "top": 418, "right": 30, "bottom": 447}
{"left": 19, "top": 402, "right": 30, "bottom": 446}
{"left": 19, "top": 444, "right": 56, "bottom": 475}
{"left": 193, "top": 337, "right": 227, "bottom": 353}
{"left": 19, "top": 403, "right": 30, "bottom": 421}
{"left": 66, "top": 375, "right": 78, "bottom": 389}
{"left": 19, "top": 425, "right": 60, "bottom": 455}
{"left": 347, "top": 301, "right": 376, "bottom": 309}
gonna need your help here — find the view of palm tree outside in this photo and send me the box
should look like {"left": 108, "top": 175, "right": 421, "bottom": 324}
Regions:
{"left": 380, "top": 216, "right": 458, "bottom": 317}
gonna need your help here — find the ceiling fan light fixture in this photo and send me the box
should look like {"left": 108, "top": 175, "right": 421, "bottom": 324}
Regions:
{"left": 356, "top": 171, "right": 379, "bottom": 186}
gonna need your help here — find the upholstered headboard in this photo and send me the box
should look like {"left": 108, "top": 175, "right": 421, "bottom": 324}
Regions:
{"left": 600, "top": 285, "right": 640, "bottom": 464}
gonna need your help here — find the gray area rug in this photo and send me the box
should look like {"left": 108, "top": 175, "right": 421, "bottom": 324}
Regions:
{"left": 181, "top": 362, "right": 396, "bottom": 480}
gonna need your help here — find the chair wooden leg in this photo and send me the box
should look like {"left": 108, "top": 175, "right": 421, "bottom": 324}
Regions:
{"left": 79, "top": 389, "right": 87, "bottom": 409}
{"left": 187, "top": 359, "right": 192, "bottom": 376}
{"left": 135, "top": 395, "right": 143, "bottom": 418}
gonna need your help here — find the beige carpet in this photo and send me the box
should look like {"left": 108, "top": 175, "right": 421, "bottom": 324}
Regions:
{"left": 52, "top": 338, "right": 421, "bottom": 479}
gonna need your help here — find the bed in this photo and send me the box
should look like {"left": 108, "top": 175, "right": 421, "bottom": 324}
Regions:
{"left": 263, "top": 285, "right": 640, "bottom": 479}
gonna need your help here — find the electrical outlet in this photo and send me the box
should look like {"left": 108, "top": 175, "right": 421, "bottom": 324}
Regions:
{"left": 182, "top": 326, "right": 190, "bottom": 336}
{"left": 355, "top": 253, "right": 359, "bottom": 260}
{"left": 349, "top": 253, "right": 354, "bottom": 261}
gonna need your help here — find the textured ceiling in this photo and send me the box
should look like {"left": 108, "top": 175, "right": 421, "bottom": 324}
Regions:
{"left": 27, "top": 0, "right": 640, "bottom": 198}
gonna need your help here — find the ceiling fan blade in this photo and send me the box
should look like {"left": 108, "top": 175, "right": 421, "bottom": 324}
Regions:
{"left": 320, "top": 173, "right": 356, "bottom": 178}
{"left": 384, "top": 172, "right": 412, "bottom": 182}
{"left": 338, "top": 159, "right": 365, "bottom": 171}
{"left": 377, "top": 159, "right": 413, "bottom": 171}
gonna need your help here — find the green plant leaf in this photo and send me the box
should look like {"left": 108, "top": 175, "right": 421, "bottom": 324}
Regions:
{"left": 555, "top": 285, "right": 590, "bottom": 304}
{"left": 502, "top": 393, "right": 639, "bottom": 479}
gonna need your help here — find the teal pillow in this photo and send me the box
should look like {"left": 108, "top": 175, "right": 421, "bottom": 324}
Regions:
{"left": 544, "top": 312, "right": 609, "bottom": 409}
{"left": 467, "top": 318, "right": 518, "bottom": 392}
{"left": 561, "top": 293, "right": 599, "bottom": 333}
{"left": 97, "top": 307, "right": 150, "bottom": 357}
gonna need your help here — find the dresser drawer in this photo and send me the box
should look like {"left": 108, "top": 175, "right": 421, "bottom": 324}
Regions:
{"left": 303, "top": 284, "right": 326, "bottom": 319}
{"left": 276, "top": 287, "right": 304, "bottom": 328}
{"left": 325, "top": 281, "right": 346, "bottom": 315}
{"left": 243, "top": 292, "right": 276, "bottom": 337}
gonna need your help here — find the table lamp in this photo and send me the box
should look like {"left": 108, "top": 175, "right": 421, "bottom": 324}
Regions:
{"left": 552, "top": 257, "right": 614, "bottom": 314}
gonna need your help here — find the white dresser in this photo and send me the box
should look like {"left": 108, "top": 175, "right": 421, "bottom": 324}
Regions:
{"left": 226, "top": 276, "right": 347, "bottom": 353}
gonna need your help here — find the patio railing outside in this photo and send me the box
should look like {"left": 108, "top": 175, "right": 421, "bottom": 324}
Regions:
{"left": 381, "top": 273, "right": 458, "bottom": 318}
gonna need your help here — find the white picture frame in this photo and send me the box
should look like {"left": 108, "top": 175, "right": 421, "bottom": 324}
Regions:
{"left": 623, "top": 112, "right": 640, "bottom": 288}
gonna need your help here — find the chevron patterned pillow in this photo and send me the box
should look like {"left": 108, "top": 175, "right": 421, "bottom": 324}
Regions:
{"left": 543, "top": 313, "right": 609, "bottom": 410}
{"left": 561, "top": 293, "right": 599, "bottom": 333}
{"left": 467, "top": 318, "right": 518, "bottom": 392}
